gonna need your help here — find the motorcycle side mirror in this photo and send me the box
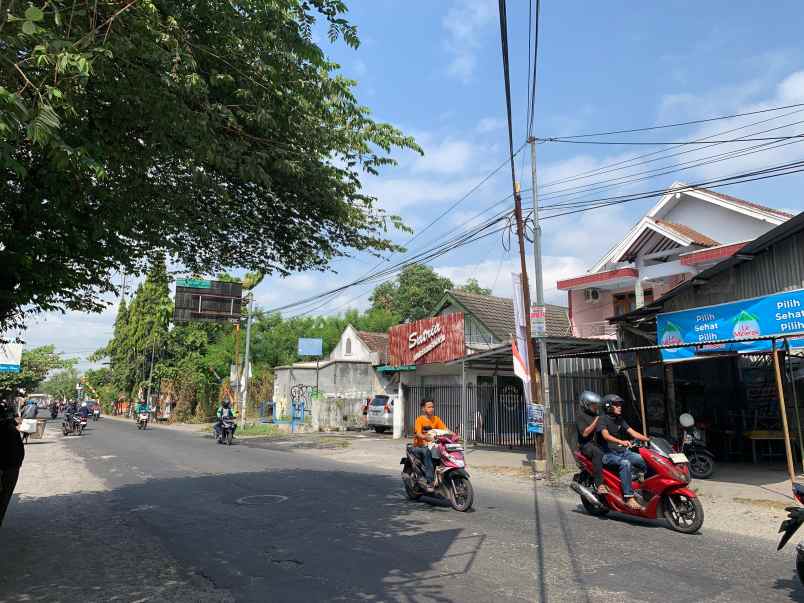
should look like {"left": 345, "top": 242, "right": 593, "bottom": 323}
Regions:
{"left": 679, "top": 413, "right": 695, "bottom": 428}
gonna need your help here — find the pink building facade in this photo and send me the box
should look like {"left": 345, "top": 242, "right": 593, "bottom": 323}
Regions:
{"left": 557, "top": 183, "right": 792, "bottom": 339}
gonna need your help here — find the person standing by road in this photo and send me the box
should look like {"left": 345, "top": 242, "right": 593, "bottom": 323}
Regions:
{"left": 0, "top": 397, "right": 24, "bottom": 526}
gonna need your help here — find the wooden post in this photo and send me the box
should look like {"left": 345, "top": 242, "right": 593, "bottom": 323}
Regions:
{"left": 772, "top": 339, "right": 797, "bottom": 483}
{"left": 784, "top": 339, "right": 804, "bottom": 474}
{"left": 553, "top": 359, "right": 566, "bottom": 469}
{"left": 635, "top": 352, "right": 648, "bottom": 435}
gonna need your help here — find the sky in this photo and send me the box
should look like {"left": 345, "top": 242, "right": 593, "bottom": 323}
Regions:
{"left": 20, "top": 0, "right": 804, "bottom": 370}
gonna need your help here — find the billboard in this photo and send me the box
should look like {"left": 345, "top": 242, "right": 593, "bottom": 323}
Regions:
{"left": 0, "top": 343, "right": 22, "bottom": 373}
{"left": 656, "top": 287, "right": 804, "bottom": 362}
{"left": 298, "top": 338, "right": 323, "bottom": 357}
{"left": 173, "top": 279, "right": 243, "bottom": 324}
{"left": 388, "top": 313, "right": 465, "bottom": 366}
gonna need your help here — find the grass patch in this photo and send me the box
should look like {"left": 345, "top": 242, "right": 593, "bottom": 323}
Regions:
{"left": 733, "top": 497, "right": 789, "bottom": 511}
{"left": 238, "top": 423, "right": 283, "bottom": 438}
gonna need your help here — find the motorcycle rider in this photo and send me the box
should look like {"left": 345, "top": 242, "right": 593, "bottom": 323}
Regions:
{"left": 135, "top": 398, "right": 149, "bottom": 424}
{"left": 599, "top": 394, "right": 650, "bottom": 510}
{"left": 413, "top": 399, "right": 449, "bottom": 493}
{"left": 78, "top": 401, "right": 90, "bottom": 420}
{"left": 575, "top": 391, "right": 607, "bottom": 495}
{"left": 213, "top": 399, "right": 238, "bottom": 440}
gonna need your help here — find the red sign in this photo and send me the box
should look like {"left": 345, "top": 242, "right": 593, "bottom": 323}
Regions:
{"left": 388, "top": 313, "right": 465, "bottom": 366}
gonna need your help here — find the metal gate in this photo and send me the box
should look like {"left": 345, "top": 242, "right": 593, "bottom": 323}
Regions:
{"left": 403, "top": 384, "right": 535, "bottom": 448}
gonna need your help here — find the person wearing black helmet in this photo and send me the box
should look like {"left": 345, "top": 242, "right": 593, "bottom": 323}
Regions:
{"left": 599, "top": 394, "right": 649, "bottom": 510}
{"left": 575, "top": 391, "right": 607, "bottom": 494}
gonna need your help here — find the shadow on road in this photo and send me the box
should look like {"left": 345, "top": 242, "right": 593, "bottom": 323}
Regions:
{"left": 0, "top": 468, "right": 490, "bottom": 602}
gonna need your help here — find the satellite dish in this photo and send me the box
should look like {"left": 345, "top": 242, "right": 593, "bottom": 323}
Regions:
{"left": 679, "top": 413, "right": 695, "bottom": 428}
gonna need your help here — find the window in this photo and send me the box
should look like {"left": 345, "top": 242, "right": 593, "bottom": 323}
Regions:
{"left": 613, "top": 289, "right": 653, "bottom": 315}
{"left": 345, "top": 338, "right": 352, "bottom": 355}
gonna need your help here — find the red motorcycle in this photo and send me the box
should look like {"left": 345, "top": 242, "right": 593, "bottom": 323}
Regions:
{"left": 777, "top": 481, "right": 804, "bottom": 586}
{"left": 571, "top": 437, "right": 704, "bottom": 533}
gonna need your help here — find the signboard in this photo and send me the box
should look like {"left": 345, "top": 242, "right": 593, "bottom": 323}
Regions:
{"left": 173, "top": 280, "right": 242, "bottom": 324}
{"left": 656, "top": 287, "right": 804, "bottom": 362}
{"left": 388, "top": 313, "right": 465, "bottom": 366}
{"left": 512, "top": 273, "right": 533, "bottom": 406}
{"left": 298, "top": 338, "right": 323, "bottom": 357}
{"left": 0, "top": 343, "right": 22, "bottom": 373}
{"left": 527, "top": 403, "right": 544, "bottom": 434}
{"left": 530, "top": 305, "right": 546, "bottom": 337}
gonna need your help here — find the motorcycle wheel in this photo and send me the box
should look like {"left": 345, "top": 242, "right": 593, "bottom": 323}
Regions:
{"left": 688, "top": 453, "right": 714, "bottom": 479}
{"left": 796, "top": 544, "right": 804, "bottom": 587}
{"left": 402, "top": 471, "right": 422, "bottom": 500}
{"left": 226, "top": 431, "right": 233, "bottom": 446}
{"left": 663, "top": 493, "right": 704, "bottom": 533}
{"left": 137, "top": 422, "right": 143, "bottom": 430}
{"left": 448, "top": 474, "right": 474, "bottom": 512}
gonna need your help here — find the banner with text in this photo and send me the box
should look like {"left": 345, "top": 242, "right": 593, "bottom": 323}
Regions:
{"left": 656, "top": 288, "right": 804, "bottom": 362}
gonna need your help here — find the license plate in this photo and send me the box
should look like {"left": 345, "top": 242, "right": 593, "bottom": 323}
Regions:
{"left": 669, "top": 453, "right": 689, "bottom": 464}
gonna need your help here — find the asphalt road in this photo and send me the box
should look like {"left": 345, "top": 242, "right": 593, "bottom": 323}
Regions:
{"left": 3, "top": 418, "right": 803, "bottom": 602}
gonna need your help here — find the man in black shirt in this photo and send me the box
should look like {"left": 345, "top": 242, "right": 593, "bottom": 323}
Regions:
{"left": 599, "top": 394, "right": 649, "bottom": 510}
{"left": 575, "top": 391, "right": 607, "bottom": 494}
{"left": 0, "top": 397, "right": 24, "bottom": 526}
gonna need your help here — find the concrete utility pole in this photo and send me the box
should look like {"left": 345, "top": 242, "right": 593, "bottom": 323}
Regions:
{"left": 240, "top": 293, "right": 254, "bottom": 429}
{"left": 528, "top": 136, "right": 553, "bottom": 477}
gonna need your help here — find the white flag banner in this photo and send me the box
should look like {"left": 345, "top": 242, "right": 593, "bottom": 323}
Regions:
{"left": 511, "top": 273, "right": 533, "bottom": 405}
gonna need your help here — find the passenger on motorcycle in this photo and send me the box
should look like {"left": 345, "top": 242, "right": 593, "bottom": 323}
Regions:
{"left": 575, "top": 391, "right": 607, "bottom": 495}
{"left": 213, "top": 399, "right": 238, "bottom": 440}
{"left": 413, "top": 399, "right": 449, "bottom": 493}
{"left": 598, "top": 394, "right": 650, "bottom": 510}
{"left": 78, "top": 401, "right": 90, "bottom": 419}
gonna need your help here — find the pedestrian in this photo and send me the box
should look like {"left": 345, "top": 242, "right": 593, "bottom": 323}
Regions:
{"left": 0, "top": 397, "right": 24, "bottom": 526}
{"left": 19, "top": 399, "right": 38, "bottom": 444}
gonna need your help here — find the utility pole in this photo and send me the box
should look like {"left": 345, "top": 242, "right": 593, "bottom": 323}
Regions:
{"left": 512, "top": 183, "right": 542, "bottom": 430}
{"left": 529, "top": 136, "right": 553, "bottom": 478}
{"left": 240, "top": 293, "right": 254, "bottom": 429}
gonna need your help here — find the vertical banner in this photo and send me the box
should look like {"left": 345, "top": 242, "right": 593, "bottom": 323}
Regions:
{"left": 0, "top": 343, "right": 22, "bottom": 373}
{"left": 511, "top": 273, "right": 533, "bottom": 407}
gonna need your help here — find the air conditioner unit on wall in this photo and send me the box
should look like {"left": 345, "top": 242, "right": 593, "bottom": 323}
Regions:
{"left": 584, "top": 288, "right": 600, "bottom": 303}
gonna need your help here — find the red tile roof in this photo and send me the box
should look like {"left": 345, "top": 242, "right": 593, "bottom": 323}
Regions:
{"left": 653, "top": 219, "right": 720, "bottom": 247}
{"left": 357, "top": 331, "right": 389, "bottom": 364}
{"left": 679, "top": 242, "right": 747, "bottom": 266}
{"left": 696, "top": 187, "right": 793, "bottom": 219}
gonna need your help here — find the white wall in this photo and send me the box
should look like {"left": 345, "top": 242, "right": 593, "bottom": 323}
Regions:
{"left": 663, "top": 194, "right": 778, "bottom": 243}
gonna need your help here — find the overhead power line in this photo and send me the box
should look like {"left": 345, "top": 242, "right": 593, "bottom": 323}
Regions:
{"left": 537, "top": 133, "right": 804, "bottom": 146}
{"left": 540, "top": 101, "right": 804, "bottom": 139}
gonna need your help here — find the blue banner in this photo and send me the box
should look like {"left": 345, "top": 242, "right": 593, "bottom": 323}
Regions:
{"left": 526, "top": 403, "right": 544, "bottom": 434}
{"left": 657, "top": 288, "right": 804, "bottom": 362}
{"left": 297, "top": 337, "right": 323, "bottom": 357}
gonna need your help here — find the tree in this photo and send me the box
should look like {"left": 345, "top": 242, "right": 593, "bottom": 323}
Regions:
{"left": 0, "top": 345, "right": 75, "bottom": 396}
{"left": 41, "top": 367, "right": 81, "bottom": 400}
{"left": 369, "top": 264, "right": 453, "bottom": 322}
{"left": 0, "top": 1, "right": 420, "bottom": 331}
{"left": 457, "top": 278, "right": 491, "bottom": 296}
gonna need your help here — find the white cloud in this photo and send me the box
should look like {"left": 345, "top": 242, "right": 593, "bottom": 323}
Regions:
{"left": 476, "top": 117, "right": 505, "bottom": 133}
{"left": 412, "top": 139, "right": 475, "bottom": 175}
{"left": 442, "top": 0, "right": 495, "bottom": 82}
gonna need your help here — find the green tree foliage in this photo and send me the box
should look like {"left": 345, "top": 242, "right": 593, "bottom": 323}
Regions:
{"left": 457, "top": 278, "right": 491, "bottom": 296}
{"left": 0, "top": 0, "right": 420, "bottom": 331}
{"left": 0, "top": 345, "right": 75, "bottom": 395}
{"left": 369, "top": 264, "right": 453, "bottom": 322}
{"left": 41, "top": 366, "right": 81, "bottom": 400}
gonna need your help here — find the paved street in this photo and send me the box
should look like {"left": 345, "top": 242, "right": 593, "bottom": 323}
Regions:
{"left": 2, "top": 419, "right": 803, "bottom": 602}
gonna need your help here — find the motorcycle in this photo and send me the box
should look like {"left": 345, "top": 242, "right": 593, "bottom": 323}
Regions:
{"left": 217, "top": 417, "right": 236, "bottom": 445}
{"left": 675, "top": 413, "right": 715, "bottom": 479}
{"left": 62, "top": 414, "right": 84, "bottom": 436}
{"left": 571, "top": 437, "right": 704, "bottom": 533}
{"left": 777, "top": 481, "right": 804, "bottom": 586}
{"left": 50, "top": 407, "right": 58, "bottom": 420}
{"left": 137, "top": 412, "right": 149, "bottom": 430}
{"left": 400, "top": 429, "right": 474, "bottom": 512}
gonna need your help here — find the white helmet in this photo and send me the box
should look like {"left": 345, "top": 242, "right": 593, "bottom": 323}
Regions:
{"left": 81, "top": 401, "right": 88, "bottom": 407}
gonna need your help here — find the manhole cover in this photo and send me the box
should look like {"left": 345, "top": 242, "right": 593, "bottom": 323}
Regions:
{"left": 236, "top": 494, "right": 288, "bottom": 505}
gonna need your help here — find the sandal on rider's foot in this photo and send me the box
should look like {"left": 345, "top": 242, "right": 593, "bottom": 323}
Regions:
{"left": 596, "top": 485, "right": 609, "bottom": 495}
{"left": 625, "top": 497, "right": 642, "bottom": 510}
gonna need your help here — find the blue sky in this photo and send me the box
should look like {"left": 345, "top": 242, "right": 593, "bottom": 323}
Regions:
{"left": 22, "top": 0, "right": 804, "bottom": 369}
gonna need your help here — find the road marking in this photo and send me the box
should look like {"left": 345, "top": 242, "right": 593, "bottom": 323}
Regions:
{"left": 236, "top": 494, "right": 288, "bottom": 505}
{"left": 99, "top": 455, "right": 117, "bottom": 460}
{"left": 130, "top": 504, "right": 158, "bottom": 512}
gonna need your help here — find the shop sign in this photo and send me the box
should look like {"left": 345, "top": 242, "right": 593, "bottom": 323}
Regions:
{"left": 530, "top": 305, "right": 546, "bottom": 337}
{"left": 656, "top": 287, "right": 804, "bottom": 362}
{"left": 388, "top": 313, "right": 465, "bottom": 366}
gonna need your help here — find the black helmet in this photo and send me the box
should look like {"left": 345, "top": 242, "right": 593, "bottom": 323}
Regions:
{"left": 222, "top": 399, "right": 230, "bottom": 408}
{"left": 602, "top": 393, "right": 624, "bottom": 415}
{"left": 579, "top": 391, "right": 602, "bottom": 414}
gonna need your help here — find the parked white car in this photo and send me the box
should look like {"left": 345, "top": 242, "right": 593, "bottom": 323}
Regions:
{"left": 366, "top": 395, "right": 394, "bottom": 433}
